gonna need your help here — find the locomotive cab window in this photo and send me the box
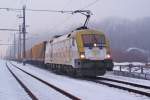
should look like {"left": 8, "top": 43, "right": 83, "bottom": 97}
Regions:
{"left": 82, "top": 34, "right": 105, "bottom": 47}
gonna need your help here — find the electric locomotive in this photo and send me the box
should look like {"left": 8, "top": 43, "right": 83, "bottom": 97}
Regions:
{"left": 16, "top": 10, "right": 113, "bottom": 77}
{"left": 44, "top": 27, "right": 113, "bottom": 76}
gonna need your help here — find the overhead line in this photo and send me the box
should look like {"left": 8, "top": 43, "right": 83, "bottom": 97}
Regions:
{"left": 26, "top": 9, "right": 70, "bottom": 13}
{"left": 61, "top": 0, "right": 73, "bottom": 11}
{"left": 0, "top": 8, "right": 21, "bottom": 11}
{"left": 50, "top": 15, "right": 74, "bottom": 32}
{"left": 0, "top": 44, "right": 14, "bottom": 45}
{"left": 0, "top": 0, "right": 100, "bottom": 12}
{"left": 81, "top": 0, "right": 100, "bottom": 10}
{"left": 49, "top": 0, "right": 74, "bottom": 35}
{"left": 0, "top": 7, "right": 90, "bottom": 14}
{"left": 0, "top": 29, "right": 19, "bottom": 31}
{"left": 0, "top": 7, "right": 73, "bottom": 13}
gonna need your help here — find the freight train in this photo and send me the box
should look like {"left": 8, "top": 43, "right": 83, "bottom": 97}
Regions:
{"left": 22, "top": 27, "right": 113, "bottom": 77}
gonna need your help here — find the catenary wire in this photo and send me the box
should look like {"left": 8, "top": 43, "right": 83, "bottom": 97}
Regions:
{"left": 81, "top": 0, "right": 100, "bottom": 10}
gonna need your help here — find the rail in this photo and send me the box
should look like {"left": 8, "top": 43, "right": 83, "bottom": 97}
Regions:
{"left": 9, "top": 61, "right": 81, "bottom": 100}
{"left": 6, "top": 62, "right": 38, "bottom": 100}
{"left": 86, "top": 77, "right": 150, "bottom": 97}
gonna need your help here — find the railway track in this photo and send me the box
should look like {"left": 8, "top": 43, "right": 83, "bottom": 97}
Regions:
{"left": 6, "top": 62, "right": 38, "bottom": 100}
{"left": 6, "top": 61, "right": 150, "bottom": 99}
{"left": 6, "top": 62, "right": 81, "bottom": 100}
{"left": 97, "top": 77, "right": 150, "bottom": 89}
{"left": 87, "top": 77, "right": 150, "bottom": 97}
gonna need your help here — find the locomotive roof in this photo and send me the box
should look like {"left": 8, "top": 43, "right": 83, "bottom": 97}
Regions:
{"left": 48, "top": 29, "right": 105, "bottom": 43}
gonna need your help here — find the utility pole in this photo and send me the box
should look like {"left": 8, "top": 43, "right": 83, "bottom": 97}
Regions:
{"left": 14, "top": 33, "right": 16, "bottom": 60}
{"left": 18, "top": 25, "right": 22, "bottom": 61}
{"left": 22, "top": 5, "right": 26, "bottom": 65}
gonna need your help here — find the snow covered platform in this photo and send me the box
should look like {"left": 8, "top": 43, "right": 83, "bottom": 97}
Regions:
{"left": 1, "top": 59, "right": 150, "bottom": 100}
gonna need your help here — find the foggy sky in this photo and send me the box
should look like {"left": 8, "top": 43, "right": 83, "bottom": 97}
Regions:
{"left": 0, "top": 0, "right": 150, "bottom": 56}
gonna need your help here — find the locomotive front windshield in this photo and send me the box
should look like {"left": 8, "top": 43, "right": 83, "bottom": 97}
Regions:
{"left": 82, "top": 34, "right": 105, "bottom": 47}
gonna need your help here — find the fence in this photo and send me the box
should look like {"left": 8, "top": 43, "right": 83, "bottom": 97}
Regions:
{"left": 113, "top": 64, "right": 150, "bottom": 80}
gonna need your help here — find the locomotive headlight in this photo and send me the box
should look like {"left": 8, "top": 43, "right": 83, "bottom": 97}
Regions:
{"left": 106, "top": 54, "right": 111, "bottom": 59}
{"left": 80, "top": 54, "right": 85, "bottom": 59}
{"left": 94, "top": 43, "right": 97, "bottom": 47}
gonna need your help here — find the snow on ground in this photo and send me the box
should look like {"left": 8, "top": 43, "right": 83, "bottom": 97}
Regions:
{"left": 0, "top": 60, "right": 31, "bottom": 100}
{"left": 10, "top": 60, "right": 150, "bottom": 100}
{"left": 7, "top": 62, "right": 70, "bottom": 100}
